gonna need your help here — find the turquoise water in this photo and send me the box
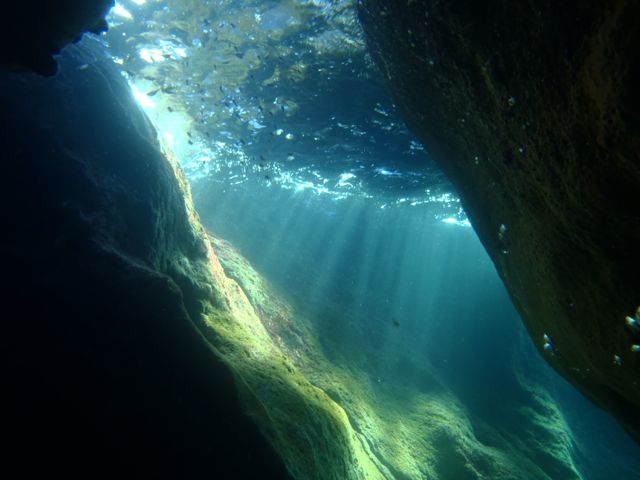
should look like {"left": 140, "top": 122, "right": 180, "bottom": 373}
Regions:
{"left": 103, "top": 1, "right": 640, "bottom": 477}
{"left": 193, "top": 179, "right": 640, "bottom": 479}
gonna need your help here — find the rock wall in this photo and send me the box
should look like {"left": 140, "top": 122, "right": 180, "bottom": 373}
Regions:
{"left": 0, "top": 38, "right": 291, "bottom": 477}
{"left": 0, "top": 36, "right": 396, "bottom": 480}
{"left": 0, "top": 33, "right": 595, "bottom": 479}
{"left": 0, "top": 0, "right": 113, "bottom": 75}
{"left": 357, "top": 0, "right": 640, "bottom": 442}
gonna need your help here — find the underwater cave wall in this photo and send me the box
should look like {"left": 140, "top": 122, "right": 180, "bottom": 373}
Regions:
{"left": 0, "top": 37, "right": 291, "bottom": 477}
{"left": 0, "top": 0, "right": 114, "bottom": 75}
{"left": 357, "top": 0, "right": 640, "bottom": 442}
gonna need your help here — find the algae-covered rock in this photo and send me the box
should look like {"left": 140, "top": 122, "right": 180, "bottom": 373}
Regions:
{"left": 0, "top": 38, "right": 289, "bottom": 477}
{"left": 357, "top": 0, "right": 640, "bottom": 442}
{"left": 209, "top": 233, "right": 587, "bottom": 480}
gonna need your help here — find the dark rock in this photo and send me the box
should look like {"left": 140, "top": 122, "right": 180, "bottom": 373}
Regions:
{"left": 0, "top": 38, "right": 290, "bottom": 478}
{"left": 0, "top": 0, "right": 113, "bottom": 75}
{"left": 358, "top": 0, "right": 640, "bottom": 442}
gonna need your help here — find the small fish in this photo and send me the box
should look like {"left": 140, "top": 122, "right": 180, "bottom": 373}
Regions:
{"left": 392, "top": 317, "right": 400, "bottom": 328}
{"left": 264, "top": 175, "right": 270, "bottom": 180}
{"left": 626, "top": 316, "right": 639, "bottom": 331}
{"left": 167, "top": 106, "right": 174, "bottom": 112}
{"left": 146, "top": 88, "right": 161, "bottom": 96}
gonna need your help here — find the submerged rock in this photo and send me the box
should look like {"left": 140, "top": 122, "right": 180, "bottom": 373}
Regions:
{"left": 0, "top": 35, "right": 398, "bottom": 480}
{"left": 357, "top": 0, "right": 640, "bottom": 441}
{"left": 0, "top": 0, "right": 113, "bottom": 75}
{"left": 0, "top": 38, "right": 290, "bottom": 477}
{"left": 209, "top": 230, "right": 590, "bottom": 480}
{"left": 0, "top": 33, "right": 598, "bottom": 479}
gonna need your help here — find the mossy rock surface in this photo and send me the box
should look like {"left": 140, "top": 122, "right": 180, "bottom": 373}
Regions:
{"left": 206, "top": 230, "right": 584, "bottom": 480}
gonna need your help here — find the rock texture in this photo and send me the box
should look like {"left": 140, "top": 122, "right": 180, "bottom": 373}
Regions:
{"left": 0, "top": 0, "right": 113, "bottom": 75}
{"left": 0, "top": 35, "right": 399, "bottom": 480}
{"left": 210, "top": 231, "right": 588, "bottom": 480}
{"left": 0, "top": 38, "right": 291, "bottom": 477}
{"left": 0, "top": 34, "right": 593, "bottom": 477}
{"left": 358, "top": 0, "right": 640, "bottom": 441}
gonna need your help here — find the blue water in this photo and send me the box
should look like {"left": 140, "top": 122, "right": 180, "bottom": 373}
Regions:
{"left": 194, "top": 180, "right": 640, "bottom": 479}
{"left": 103, "top": 0, "right": 640, "bottom": 477}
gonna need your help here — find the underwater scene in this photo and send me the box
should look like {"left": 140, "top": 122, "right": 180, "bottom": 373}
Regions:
{"left": 99, "top": 1, "right": 640, "bottom": 478}
{"left": 96, "top": 0, "right": 640, "bottom": 480}
{"left": 2, "top": 0, "right": 640, "bottom": 479}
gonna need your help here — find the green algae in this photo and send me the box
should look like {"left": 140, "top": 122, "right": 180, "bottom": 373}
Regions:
{"left": 156, "top": 141, "right": 585, "bottom": 479}
{"left": 202, "top": 230, "right": 585, "bottom": 479}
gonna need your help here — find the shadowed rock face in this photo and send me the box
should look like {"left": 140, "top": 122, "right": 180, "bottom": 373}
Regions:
{"left": 0, "top": 39, "right": 291, "bottom": 478}
{"left": 358, "top": 0, "right": 640, "bottom": 442}
{"left": 0, "top": 0, "right": 113, "bottom": 75}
